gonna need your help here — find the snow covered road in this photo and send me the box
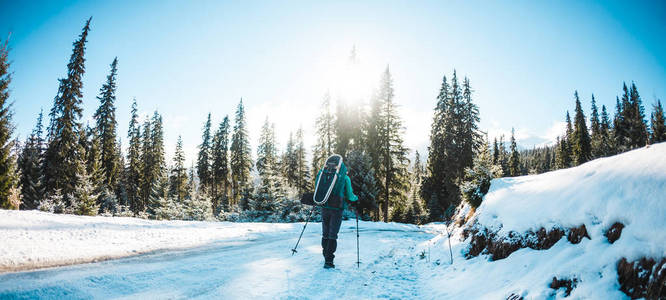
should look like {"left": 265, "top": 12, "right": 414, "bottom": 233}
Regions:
{"left": 0, "top": 221, "right": 436, "bottom": 299}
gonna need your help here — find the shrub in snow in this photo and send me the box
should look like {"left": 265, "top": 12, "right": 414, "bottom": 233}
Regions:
{"left": 98, "top": 187, "right": 119, "bottom": 215}
{"left": 38, "top": 189, "right": 65, "bottom": 214}
{"left": 153, "top": 196, "right": 184, "bottom": 220}
{"left": 183, "top": 194, "right": 213, "bottom": 221}
{"left": 461, "top": 142, "right": 502, "bottom": 208}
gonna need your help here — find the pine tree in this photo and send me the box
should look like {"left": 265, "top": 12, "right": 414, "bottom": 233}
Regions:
{"left": 93, "top": 57, "right": 120, "bottom": 188}
{"left": 230, "top": 99, "right": 252, "bottom": 208}
{"left": 461, "top": 138, "right": 502, "bottom": 208}
{"left": 651, "top": 100, "right": 666, "bottom": 143}
{"left": 590, "top": 94, "right": 602, "bottom": 158}
{"left": 372, "top": 67, "right": 409, "bottom": 222}
{"left": 422, "top": 74, "right": 457, "bottom": 222}
{"left": 460, "top": 77, "right": 482, "bottom": 171}
{"left": 138, "top": 117, "right": 152, "bottom": 212}
{"left": 73, "top": 167, "right": 99, "bottom": 216}
{"left": 147, "top": 112, "right": 166, "bottom": 213}
{"left": 0, "top": 37, "right": 16, "bottom": 208}
{"left": 126, "top": 99, "right": 142, "bottom": 213}
{"left": 627, "top": 82, "right": 648, "bottom": 148}
{"left": 282, "top": 131, "right": 298, "bottom": 188}
{"left": 312, "top": 92, "right": 335, "bottom": 179}
{"left": 294, "top": 127, "right": 310, "bottom": 195}
{"left": 571, "top": 91, "right": 591, "bottom": 165}
{"left": 169, "top": 136, "right": 188, "bottom": 202}
{"left": 43, "top": 18, "right": 91, "bottom": 207}
{"left": 197, "top": 113, "right": 212, "bottom": 194}
{"left": 599, "top": 105, "right": 614, "bottom": 156}
{"left": 211, "top": 116, "right": 230, "bottom": 212}
{"left": 508, "top": 128, "right": 520, "bottom": 176}
{"left": 615, "top": 85, "right": 631, "bottom": 152}
{"left": 253, "top": 118, "right": 284, "bottom": 212}
{"left": 492, "top": 138, "right": 499, "bottom": 165}
{"left": 19, "top": 111, "right": 45, "bottom": 210}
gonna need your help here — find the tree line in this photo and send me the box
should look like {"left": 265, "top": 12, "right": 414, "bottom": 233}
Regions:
{"left": 2, "top": 18, "right": 663, "bottom": 224}
{"left": 497, "top": 85, "right": 665, "bottom": 177}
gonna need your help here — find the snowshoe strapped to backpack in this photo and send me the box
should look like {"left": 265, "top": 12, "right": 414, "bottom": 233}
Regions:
{"left": 312, "top": 154, "right": 344, "bottom": 208}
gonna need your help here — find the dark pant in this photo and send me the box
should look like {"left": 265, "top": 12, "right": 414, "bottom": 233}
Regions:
{"left": 321, "top": 207, "right": 343, "bottom": 263}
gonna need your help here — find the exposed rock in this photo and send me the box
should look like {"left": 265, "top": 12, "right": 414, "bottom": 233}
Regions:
{"left": 567, "top": 224, "right": 591, "bottom": 244}
{"left": 617, "top": 257, "right": 666, "bottom": 299}
{"left": 505, "top": 293, "right": 523, "bottom": 300}
{"left": 605, "top": 222, "right": 624, "bottom": 244}
{"left": 549, "top": 276, "right": 578, "bottom": 297}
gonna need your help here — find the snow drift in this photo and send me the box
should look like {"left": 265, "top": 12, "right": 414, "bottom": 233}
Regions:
{"left": 422, "top": 142, "right": 666, "bottom": 299}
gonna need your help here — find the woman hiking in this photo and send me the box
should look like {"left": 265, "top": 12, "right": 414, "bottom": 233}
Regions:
{"left": 313, "top": 154, "right": 358, "bottom": 269}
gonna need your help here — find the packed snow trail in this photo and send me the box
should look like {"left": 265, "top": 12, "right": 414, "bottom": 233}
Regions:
{"left": 0, "top": 221, "right": 435, "bottom": 299}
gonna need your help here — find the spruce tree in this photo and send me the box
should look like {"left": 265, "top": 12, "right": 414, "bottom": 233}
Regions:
{"left": 147, "top": 112, "right": 166, "bottom": 212}
{"left": 169, "top": 136, "right": 188, "bottom": 202}
{"left": 572, "top": 91, "right": 591, "bottom": 165}
{"left": 651, "top": 100, "right": 666, "bottom": 143}
{"left": 590, "top": 94, "right": 602, "bottom": 158}
{"left": 43, "top": 18, "right": 91, "bottom": 207}
{"left": 73, "top": 167, "right": 99, "bottom": 216}
{"left": 126, "top": 99, "right": 142, "bottom": 213}
{"left": 211, "top": 116, "right": 230, "bottom": 211}
{"left": 138, "top": 117, "right": 152, "bottom": 212}
{"left": 372, "top": 67, "right": 409, "bottom": 222}
{"left": 599, "top": 105, "right": 614, "bottom": 156}
{"left": 230, "top": 99, "right": 252, "bottom": 209}
{"left": 253, "top": 118, "right": 283, "bottom": 212}
{"left": 615, "top": 85, "right": 631, "bottom": 152}
{"left": 197, "top": 113, "right": 212, "bottom": 194}
{"left": 19, "top": 111, "right": 45, "bottom": 209}
{"left": 0, "top": 37, "right": 16, "bottom": 208}
{"left": 312, "top": 92, "right": 335, "bottom": 179}
{"left": 294, "top": 127, "right": 310, "bottom": 195}
{"left": 93, "top": 57, "right": 120, "bottom": 188}
{"left": 627, "top": 83, "right": 648, "bottom": 148}
{"left": 508, "top": 128, "right": 520, "bottom": 176}
{"left": 421, "top": 74, "right": 457, "bottom": 222}
{"left": 461, "top": 138, "right": 502, "bottom": 208}
{"left": 282, "top": 131, "right": 298, "bottom": 188}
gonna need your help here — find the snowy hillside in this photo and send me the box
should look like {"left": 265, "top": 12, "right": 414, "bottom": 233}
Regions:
{"left": 423, "top": 142, "right": 666, "bottom": 299}
{"left": 1, "top": 143, "right": 665, "bottom": 299}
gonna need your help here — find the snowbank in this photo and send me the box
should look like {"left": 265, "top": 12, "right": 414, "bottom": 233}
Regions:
{"left": 478, "top": 142, "right": 666, "bottom": 259}
{"left": 0, "top": 210, "right": 295, "bottom": 273}
{"left": 420, "top": 143, "right": 666, "bottom": 299}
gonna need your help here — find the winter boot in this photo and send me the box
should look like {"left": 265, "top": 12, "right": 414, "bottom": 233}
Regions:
{"left": 324, "top": 261, "right": 335, "bottom": 269}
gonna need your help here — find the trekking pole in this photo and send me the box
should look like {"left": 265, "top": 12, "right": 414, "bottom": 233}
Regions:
{"left": 355, "top": 208, "right": 360, "bottom": 268}
{"left": 291, "top": 207, "right": 315, "bottom": 256}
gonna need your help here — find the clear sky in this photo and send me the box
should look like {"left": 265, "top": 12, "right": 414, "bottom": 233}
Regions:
{"left": 1, "top": 0, "right": 665, "bottom": 164}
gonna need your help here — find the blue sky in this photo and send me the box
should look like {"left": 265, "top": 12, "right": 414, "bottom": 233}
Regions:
{"left": 1, "top": 0, "right": 665, "bottom": 163}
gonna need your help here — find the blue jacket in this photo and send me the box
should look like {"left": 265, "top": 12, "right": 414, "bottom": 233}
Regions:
{"left": 315, "top": 161, "right": 358, "bottom": 210}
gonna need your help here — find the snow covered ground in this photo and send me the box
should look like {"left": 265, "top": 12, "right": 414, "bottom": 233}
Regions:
{"left": 1, "top": 143, "right": 664, "bottom": 299}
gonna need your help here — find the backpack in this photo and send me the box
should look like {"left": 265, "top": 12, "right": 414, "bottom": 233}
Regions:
{"left": 300, "top": 154, "right": 345, "bottom": 208}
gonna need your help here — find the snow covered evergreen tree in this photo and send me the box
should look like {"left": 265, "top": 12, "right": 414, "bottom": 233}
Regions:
{"left": 19, "top": 111, "right": 45, "bottom": 210}
{"left": 590, "top": 94, "right": 603, "bottom": 158}
{"left": 367, "top": 67, "right": 409, "bottom": 222}
{"left": 651, "top": 100, "right": 665, "bottom": 143}
{"left": 211, "top": 116, "right": 230, "bottom": 212}
{"left": 294, "top": 127, "right": 310, "bottom": 195}
{"left": 169, "top": 136, "right": 188, "bottom": 202}
{"left": 230, "top": 99, "right": 252, "bottom": 209}
{"left": 461, "top": 138, "right": 502, "bottom": 208}
{"left": 572, "top": 91, "right": 591, "bottom": 165}
{"left": 0, "top": 37, "right": 16, "bottom": 209}
{"left": 73, "top": 167, "right": 99, "bottom": 216}
{"left": 312, "top": 92, "right": 335, "bottom": 180}
{"left": 508, "top": 128, "right": 520, "bottom": 176}
{"left": 197, "top": 113, "right": 213, "bottom": 194}
{"left": 253, "top": 118, "right": 285, "bottom": 213}
{"left": 93, "top": 57, "right": 120, "bottom": 190}
{"left": 125, "top": 99, "right": 142, "bottom": 214}
{"left": 43, "top": 18, "right": 90, "bottom": 208}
